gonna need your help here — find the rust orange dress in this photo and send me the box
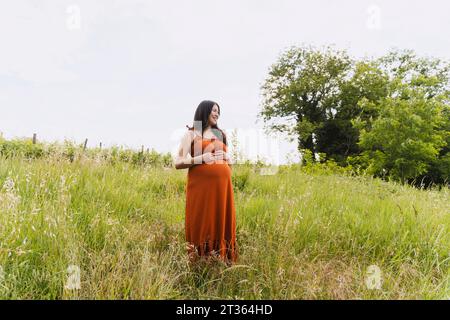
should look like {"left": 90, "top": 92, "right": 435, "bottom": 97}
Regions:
{"left": 185, "top": 133, "right": 238, "bottom": 264}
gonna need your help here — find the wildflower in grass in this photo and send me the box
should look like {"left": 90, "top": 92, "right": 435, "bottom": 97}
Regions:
{"left": 38, "top": 178, "right": 49, "bottom": 194}
{"left": 25, "top": 171, "right": 33, "bottom": 190}
{"left": 3, "top": 176, "right": 14, "bottom": 192}
{"left": 30, "top": 206, "right": 41, "bottom": 215}
{"left": 60, "top": 175, "right": 66, "bottom": 189}
{"left": 0, "top": 177, "right": 21, "bottom": 210}
{"left": 277, "top": 267, "right": 285, "bottom": 279}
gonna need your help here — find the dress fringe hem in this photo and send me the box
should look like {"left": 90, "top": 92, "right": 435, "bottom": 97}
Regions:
{"left": 186, "top": 239, "right": 238, "bottom": 264}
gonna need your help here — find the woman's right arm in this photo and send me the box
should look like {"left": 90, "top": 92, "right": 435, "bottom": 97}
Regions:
{"left": 175, "top": 131, "right": 204, "bottom": 169}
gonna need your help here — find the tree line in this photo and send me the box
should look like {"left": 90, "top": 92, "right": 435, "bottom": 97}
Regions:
{"left": 259, "top": 45, "right": 449, "bottom": 186}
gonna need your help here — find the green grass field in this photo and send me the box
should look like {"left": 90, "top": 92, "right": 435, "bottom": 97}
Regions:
{"left": 0, "top": 155, "right": 449, "bottom": 299}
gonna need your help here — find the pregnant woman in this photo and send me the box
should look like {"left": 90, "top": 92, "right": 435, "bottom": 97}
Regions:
{"left": 175, "top": 100, "right": 238, "bottom": 266}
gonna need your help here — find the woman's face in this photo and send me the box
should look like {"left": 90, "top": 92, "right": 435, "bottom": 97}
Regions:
{"left": 208, "top": 104, "right": 220, "bottom": 127}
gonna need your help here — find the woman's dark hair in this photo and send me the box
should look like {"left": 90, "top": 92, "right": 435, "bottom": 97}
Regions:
{"left": 186, "top": 100, "right": 227, "bottom": 145}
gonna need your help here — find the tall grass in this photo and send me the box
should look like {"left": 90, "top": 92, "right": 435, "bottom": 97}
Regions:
{"left": 0, "top": 153, "right": 448, "bottom": 299}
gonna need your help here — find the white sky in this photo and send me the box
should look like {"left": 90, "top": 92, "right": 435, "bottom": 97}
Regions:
{"left": 0, "top": 0, "right": 449, "bottom": 164}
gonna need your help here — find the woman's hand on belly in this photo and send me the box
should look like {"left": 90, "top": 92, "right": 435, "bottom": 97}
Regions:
{"left": 202, "top": 152, "right": 215, "bottom": 164}
{"left": 213, "top": 150, "right": 229, "bottom": 162}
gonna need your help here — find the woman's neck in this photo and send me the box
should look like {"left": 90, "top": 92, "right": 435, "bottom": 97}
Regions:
{"left": 203, "top": 126, "right": 215, "bottom": 138}
{"left": 204, "top": 126, "right": 213, "bottom": 135}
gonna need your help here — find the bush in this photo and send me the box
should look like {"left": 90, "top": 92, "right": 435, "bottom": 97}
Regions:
{"left": 232, "top": 166, "right": 251, "bottom": 191}
{"left": 0, "top": 137, "right": 173, "bottom": 168}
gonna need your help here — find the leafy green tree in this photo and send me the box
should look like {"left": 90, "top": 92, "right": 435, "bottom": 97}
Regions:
{"left": 378, "top": 49, "right": 450, "bottom": 98}
{"left": 258, "top": 45, "right": 352, "bottom": 163}
{"left": 317, "top": 60, "right": 389, "bottom": 163}
{"left": 352, "top": 50, "right": 450, "bottom": 184}
{"left": 259, "top": 46, "right": 389, "bottom": 164}
{"left": 353, "top": 88, "right": 447, "bottom": 183}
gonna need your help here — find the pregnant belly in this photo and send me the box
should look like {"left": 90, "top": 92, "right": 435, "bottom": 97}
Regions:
{"left": 188, "top": 163, "right": 231, "bottom": 179}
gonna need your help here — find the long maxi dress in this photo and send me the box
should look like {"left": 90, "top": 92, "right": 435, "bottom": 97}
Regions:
{"left": 185, "top": 133, "right": 238, "bottom": 264}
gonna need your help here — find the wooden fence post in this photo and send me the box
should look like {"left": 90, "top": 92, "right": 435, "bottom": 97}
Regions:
{"left": 83, "top": 138, "right": 88, "bottom": 151}
{"left": 32, "top": 133, "right": 37, "bottom": 144}
{"left": 99, "top": 142, "right": 102, "bottom": 150}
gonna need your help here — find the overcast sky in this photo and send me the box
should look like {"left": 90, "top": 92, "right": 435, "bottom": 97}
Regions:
{"left": 1, "top": 0, "right": 449, "bottom": 163}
